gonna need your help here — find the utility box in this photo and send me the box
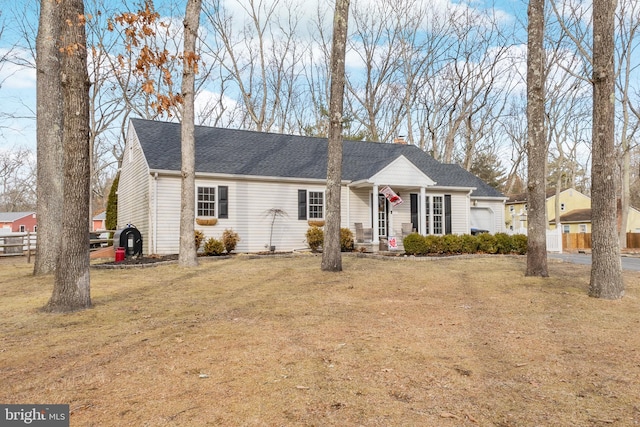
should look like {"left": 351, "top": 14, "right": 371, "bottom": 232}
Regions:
{"left": 113, "top": 225, "right": 143, "bottom": 258}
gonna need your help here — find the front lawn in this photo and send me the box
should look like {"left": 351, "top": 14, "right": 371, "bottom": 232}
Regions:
{"left": 1, "top": 255, "right": 639, "bottom": 426}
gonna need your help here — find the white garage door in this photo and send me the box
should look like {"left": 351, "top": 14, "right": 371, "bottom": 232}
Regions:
{"left": 470, "top": 207, "right": 494, "bottom": 233}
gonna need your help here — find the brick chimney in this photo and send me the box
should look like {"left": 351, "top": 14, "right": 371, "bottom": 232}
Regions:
{"left": 393, "top": 135, "right": 406, "bottom": 144}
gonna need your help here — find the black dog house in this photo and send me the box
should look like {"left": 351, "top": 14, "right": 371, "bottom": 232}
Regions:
{"left": 113, "top": 225, "right": 143, "bottom": 257}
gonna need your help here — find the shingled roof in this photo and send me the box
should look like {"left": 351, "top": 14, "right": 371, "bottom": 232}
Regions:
{"left": 131, "top": 118, "right": 504, "bottom": 198}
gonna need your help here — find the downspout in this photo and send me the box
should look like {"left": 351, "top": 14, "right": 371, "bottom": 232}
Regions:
{"left": 420, "top": 187, "right": 426, "bottom": 235}
{"left": 153, "top": 172, "right": 158, "bottom": 254}
{"left": 372, "top": 184, "right": 379, "bottom": 243}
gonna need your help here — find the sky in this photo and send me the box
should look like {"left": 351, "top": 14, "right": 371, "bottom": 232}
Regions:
{"left": 0, "top": 0, "right": 528, "bottom": 155}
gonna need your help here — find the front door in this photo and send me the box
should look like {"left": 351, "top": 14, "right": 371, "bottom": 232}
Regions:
{"left": 373, "top": 193, "right": 389, "bottom": 237}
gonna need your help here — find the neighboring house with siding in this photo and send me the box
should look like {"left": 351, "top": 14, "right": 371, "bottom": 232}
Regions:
{"left": 505, "top": 188, "right": 640, "bottom": 233}
{"left": 118, "top": 119, "right": 506, "bottom": 255}
{"left": 0, "top": 212, "right": 37, "bottom": 233}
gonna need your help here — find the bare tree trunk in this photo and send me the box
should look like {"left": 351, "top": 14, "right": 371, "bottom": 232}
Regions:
{"left": 179, "top": 0, "right": 202, "bottom": 268}
{"left": 525, "top": 0, "right": 548, "bottom": 277}
{"left": 45, "top": 0, "right": 91, "bottom": 312}
{"left": 589, "top": 0, "right": 624, "bottom": 298}
{"left": 34, "top": 0, "right": 63, "bottom": 276}
{"left": 321, "top": 0, "right": 350, "bottom": 272}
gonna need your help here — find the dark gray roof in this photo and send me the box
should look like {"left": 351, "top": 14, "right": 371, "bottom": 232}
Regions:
{"left": 131, "top": 118, "right": 504, "bottom": 198}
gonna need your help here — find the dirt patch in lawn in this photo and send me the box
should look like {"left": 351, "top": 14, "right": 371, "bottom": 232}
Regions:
{"left": 1, "top": 254, "right": 640, "bottom": 426}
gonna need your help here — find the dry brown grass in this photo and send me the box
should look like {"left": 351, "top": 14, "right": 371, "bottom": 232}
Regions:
{"left": 1, "top": 254, "right": 640, "bottom": 426}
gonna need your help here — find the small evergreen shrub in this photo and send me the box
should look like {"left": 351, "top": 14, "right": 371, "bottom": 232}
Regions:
{"left": 194, "top": 230, "right": 205, "bottom": 251}
{"left": 511, "top": 234, "right": 528, "bottom": 255}
{"left": 340, "top": 228, "right": 355, "bottom": 252}
{"left": 442, "top": 234, "right": 463, "bottom": 254}
{"left": 203, "top": 237, "right": 225, "bottom": 256}
{"left": 306, "top": 226, "right": 324, "bottom": 252}
{"left": 460, "top": 234, "right": 479, "bottom": 254}
{"left": 403, "top": 233, "right": 426, "bottom": 255}
{"left": 424, "top": 235, "right": 444, "bottom": 254}
{"left": 222, "top": 228, "right": 240, "bottom": 253}
{"left": 476, "top": 232, "right": 498, "bottom": 254}
{"left": 494, "top": 232, "right": 513, "bottom": 254}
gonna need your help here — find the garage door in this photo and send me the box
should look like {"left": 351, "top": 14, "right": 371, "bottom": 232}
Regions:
{"left": 470, "top": 207, "right": 494, "bottom": 233}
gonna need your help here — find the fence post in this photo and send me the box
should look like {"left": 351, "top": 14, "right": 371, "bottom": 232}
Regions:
{"left": 26, "top": 231, "right": 31, "bottom": 263}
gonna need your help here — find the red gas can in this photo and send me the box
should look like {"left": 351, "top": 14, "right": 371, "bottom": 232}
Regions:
{"left": 115, "top": 247, "right": 125, "bottom": 262}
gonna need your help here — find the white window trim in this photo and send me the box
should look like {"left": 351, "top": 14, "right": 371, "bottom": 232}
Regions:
{"left": 308, "top": 190, "right": 325, "bottom": 219}
{"left": 196, "top": 186, "right": 217, "bottom": 217}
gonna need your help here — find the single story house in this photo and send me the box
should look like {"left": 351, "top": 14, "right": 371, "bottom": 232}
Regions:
{"left": 0, "top": 211, "right": 37, "bottom": 233}
{"left": 117, "top": 119, "right": 506, "bottom": 254}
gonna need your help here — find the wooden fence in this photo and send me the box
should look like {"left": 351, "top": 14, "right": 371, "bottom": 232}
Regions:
{"left": 562, "top": 233, "right": 640, "bottom": 251}
{"left": 0, "top": 231, "right": 114, "bottom": 262}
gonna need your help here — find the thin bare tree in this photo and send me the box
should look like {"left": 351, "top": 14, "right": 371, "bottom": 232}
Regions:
{"left": 589, "top": 0, "right": 624, "bottom": 298}
{"left": 321, "top": 0, "right": 349, "bottom": 272}
{"left": 178, "top": 0, "right": 203, "bottom": 267}
{"left": 525, "top": 0, "right": 549, "bottom": 277}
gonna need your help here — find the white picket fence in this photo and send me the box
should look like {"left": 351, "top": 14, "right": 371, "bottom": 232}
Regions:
{"left": 509, "top": 226, "right": 563, "bottom": 253}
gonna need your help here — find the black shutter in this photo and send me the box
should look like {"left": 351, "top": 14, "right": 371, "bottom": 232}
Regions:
{"left": 444, "top": 194, "right": 452, "bottom": 234}
{"left": 218, "top": 186, "right": 228, "bottom": 218}
{"left": 410, "top": 193, "right": 419, "bottom": 232}
{"left": 298, "top": 190, "right": 307, "bottom": 220}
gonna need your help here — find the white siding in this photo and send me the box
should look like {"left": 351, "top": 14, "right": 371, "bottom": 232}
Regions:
{"left": 117, "top": 127, "right": 151, "bottom": 253}
{"left": 150, "top": 177, "right": 334, "bottom": 254}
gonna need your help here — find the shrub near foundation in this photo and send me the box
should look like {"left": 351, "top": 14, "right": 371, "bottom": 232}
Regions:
{"left": 402, "top": 233, "right": 527, "bottom": 256}
{"left": 222, "top": 229, "right": 240, "bottom": 253}
{"left": 203, "top": 237, "right": 225, "bottom": 256}
{"left": 402, "top": 233, "right": 426, "bottom": 255}
{"left": 340, "top": 228, "right": 355, "bottom": 252}
{"left": 306, "top": 226, "right": 323, "bottom": 252}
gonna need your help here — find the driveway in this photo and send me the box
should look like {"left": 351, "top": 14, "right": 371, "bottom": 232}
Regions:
{"left": 549, "top": 253, "right": 640, "bottom": 272}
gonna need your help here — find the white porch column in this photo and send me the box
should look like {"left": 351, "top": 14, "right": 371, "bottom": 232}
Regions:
{"left": 372, "top": 184, "right": 379, "bottom": 243}
{"left": 420, "top": 187, "right": 426, "bottom": 235}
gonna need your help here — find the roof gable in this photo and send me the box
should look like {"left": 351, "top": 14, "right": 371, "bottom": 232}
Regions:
{"left": 365, "top": 155, "right": 436, "bottom": 187}
{"left": 130, "top": 118, "right": 504, "bottom": 198}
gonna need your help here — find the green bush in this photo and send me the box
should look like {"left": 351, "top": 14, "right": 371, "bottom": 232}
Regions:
{"left": 194, "top": 230, "right": 205, "bottom": 251}
{"left": 441, "top": 234, "right": 463, "bottom": 254}
{"left": 306, "top": 226, "right": 324, "bottom": 252}
{"left": 203, "top": 237, "right": 225, "bottom": 256}
{"left": 222, "top": 228, "right": 240, "bottom": 253}
{"left": 402, "top": 233, "right": 426, "bottom": 255}
{"left": 476, "top": 232, "right": 498, "bottom": 254}
{"left": 340, "top": 228, "right": 354, "bottom": 252}
{"left": 424, "top": 235, "right": 444, "bottom": 254}
{"left": 511, "top": 234, "right": 528, "bottom": 255}
{"left": 460, "top": 234, "right": 479, "bottom": 254}
{"left": 494, "top": 232, "right": 513, "bottom": 254}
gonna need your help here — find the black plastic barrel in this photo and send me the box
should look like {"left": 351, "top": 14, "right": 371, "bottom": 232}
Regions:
{"left": 113, "top": 225, "right": 143, "bottom": 257}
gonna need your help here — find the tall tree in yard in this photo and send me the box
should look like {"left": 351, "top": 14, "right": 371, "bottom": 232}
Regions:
{"left": 34, "top": 0, "right": 63, "bottom": 276}
{"left": 525, "top": 0, "right": 548, "bottom": 277}
{"left": 45, "top": 0, "right": 92, "bottom": 311}
{"left": 589, "top": 0, "right": 624, "bottom": 298}
{"left": 321, "top": 0, "right": 350, "bottom": 272}
{"left": 178, "top": 0, "right": 202, "bottom": 267}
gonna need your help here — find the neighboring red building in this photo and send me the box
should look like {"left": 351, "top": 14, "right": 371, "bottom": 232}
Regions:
{"left": 0, "top": 212, "right": 37, "bottom": 233}
{"left": 93, "top": 211, "right": 106, "bottom": 231}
